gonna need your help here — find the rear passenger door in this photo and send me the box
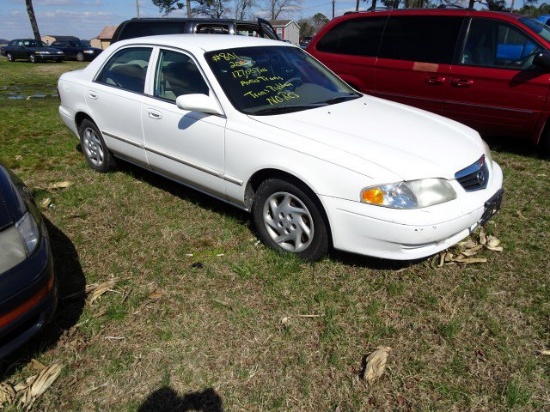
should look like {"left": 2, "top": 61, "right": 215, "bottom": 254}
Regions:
{"left": 89, "top": 47, "right": 152, "bottom": 166}
{"left": 374, "top": 16, "right": 465, "bottom": 115}
{"left": 443, "top": 17, "right": 548, "bottom": 138}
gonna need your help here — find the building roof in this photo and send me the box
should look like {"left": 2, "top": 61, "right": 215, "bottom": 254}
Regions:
{"left": 97, "top": 25, "right": 118, "bottom": 40}
{"left": 270, "top": 20, "right": 299, "bottom": 28}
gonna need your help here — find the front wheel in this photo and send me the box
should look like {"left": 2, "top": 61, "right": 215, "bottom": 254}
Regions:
{"left": 252, "top": 178, "right": 329, "bottom": 261}
{"left": 76, "top": 52, "right": 84, "bottom": 62}
{"left": 78, "top": 119, "right": 115, "bottom": 172}
{"left": 6, "top": 53, "right": 14, "bottom": 62}
{"left": 29, "top": 54, "right": 36, "bottom": 63}
{"left": 539, "top": 128, "right": 550, "bottom": 159}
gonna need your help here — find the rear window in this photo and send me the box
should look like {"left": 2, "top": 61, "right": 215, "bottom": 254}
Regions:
{"left": 115, "top": 22, "right": 186, "bottom": 41}
{"left": 315, "top": 16, "right": 387, "bottom": 56}
{"left": 379, "top": 16, "right": 464, "bottom": 63}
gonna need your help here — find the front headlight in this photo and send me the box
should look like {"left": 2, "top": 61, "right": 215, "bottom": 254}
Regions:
{"left": 361, "top": 178, "right": 456, "bottom": 209}
{"left": 84, "top": 50, "right": 94, "bottom": 54}
{"left": 0, "top": 212, "right": 40, "bottom": 273}
{"left": 35, "top": 51, "right": 50, "bottom": 55}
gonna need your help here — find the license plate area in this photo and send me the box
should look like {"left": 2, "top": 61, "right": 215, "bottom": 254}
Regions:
{"left": 480, "top": 189, "right": 503, "bottom": 226}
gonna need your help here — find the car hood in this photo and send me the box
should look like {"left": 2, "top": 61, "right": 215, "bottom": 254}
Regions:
{"left": 249, "top": 95, "right": 484, "bottom": 180}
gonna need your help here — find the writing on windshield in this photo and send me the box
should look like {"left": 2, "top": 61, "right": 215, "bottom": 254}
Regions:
{"left": 209, "top": 49, "right": 300, "bottom": 108}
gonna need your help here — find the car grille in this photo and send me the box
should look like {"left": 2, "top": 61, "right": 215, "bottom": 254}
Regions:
{"left": 455, "top": 155, "right": 489, "bottom": 192}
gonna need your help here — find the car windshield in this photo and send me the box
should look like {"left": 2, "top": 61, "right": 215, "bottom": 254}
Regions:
{"left": 519, "top": 17, "right": 550, "bottom": 42}
{"left": 205, "top": 46, "right": 360, "bottom": 115}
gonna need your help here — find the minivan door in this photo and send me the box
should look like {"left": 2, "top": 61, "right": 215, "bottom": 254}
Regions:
{"left": 374, "top": 16, "right": 465, "bottom": 115}
{"left": 443, "top": 17, "right": 549, "bottom": 139}
{"left": 258, "top": 18, "right": 280, "bottom": 40}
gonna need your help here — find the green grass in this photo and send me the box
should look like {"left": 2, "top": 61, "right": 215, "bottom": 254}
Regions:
{"left": 0, "top": 58, "right": 549, "bottom": 411}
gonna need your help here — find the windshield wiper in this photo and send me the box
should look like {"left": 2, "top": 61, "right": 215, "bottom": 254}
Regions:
{"left": 251, "top": 104, "right": 322, "bottom": 115}
{"left": 321, "top": 93, "right": 361, "bottom": 105}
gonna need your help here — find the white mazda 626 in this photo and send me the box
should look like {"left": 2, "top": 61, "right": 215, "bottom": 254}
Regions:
{"left": 58, "top": 34, "right": 503, "bottom": 261}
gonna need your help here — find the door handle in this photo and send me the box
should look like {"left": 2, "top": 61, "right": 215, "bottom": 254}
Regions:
{"left": 87, "top": 91, "right": 98, "bottom": 99}
{"left": 451, "top": 79, "right": 474, "bottom": 88}
{"left": 147, "top": 109, "right": 162, "bottom": 119}
{"left": 425, "top": 76, "right": 446, "bottom": 85}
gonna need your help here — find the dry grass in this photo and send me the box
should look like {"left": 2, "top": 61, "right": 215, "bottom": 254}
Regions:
{"left": 0, "top": 60, "right": 549, "bottom": 411}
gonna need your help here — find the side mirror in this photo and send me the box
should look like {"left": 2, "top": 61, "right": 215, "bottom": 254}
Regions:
{"left": 176, "top": 93, "right": 224, "bottom": 116}
{"left": 533, "top": 51, "right": 550, "bottom": 70}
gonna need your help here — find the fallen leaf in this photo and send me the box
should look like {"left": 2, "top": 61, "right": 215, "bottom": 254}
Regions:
{"left": 46, "top": 181, "right": 72, "bottom": 190}
{"left": 148, "top": 290, "right": 164, "bottom": 300}
{"left": 17, "top": 362, "right": 63, "bottom": 411}
{"left": 40, "top": 198, "right": 52, "bottom": 208}
{"left": 86, "top": 279, "right": 118, "bottom": 304}
{"left": 363, "top": 346, "right": 392, "bottom": 386}
{"left": 0, "top": 382, "right": 16, "bottom": 404}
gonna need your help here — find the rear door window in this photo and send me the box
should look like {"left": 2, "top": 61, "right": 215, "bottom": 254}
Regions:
{"left": 95, "top": 47, "right": 152, "bottom": 93}
{"left": 315, "top": 16, "right": 387, "bottom": 57}
{"left": 379, "top": 16, "right": 464, "bottom": 63}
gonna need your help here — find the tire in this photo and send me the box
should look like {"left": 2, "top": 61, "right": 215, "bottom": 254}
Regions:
{"left": 78, "top": 119, "right": 115, "bottom": 172}
{"left": 6, "top": 53, "right": 14, "bottom": 62}
{"left": 540, "top": 128, "right": 550, "bottom": 159}
{"left": 252, "top": 178, "right": 329, "bottom": 261}
{"left": 29, "top": 54, "right": 36, "bottom": 63}
{"left": 76, "top": 52, "right": 84, "bottom": 62}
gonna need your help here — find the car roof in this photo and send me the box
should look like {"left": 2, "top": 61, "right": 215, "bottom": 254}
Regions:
{"left": 115, "top": 33, "right": 287, "bottom": 52}
{"left": 340, "top": 8, "right": 524, "bottom": 21}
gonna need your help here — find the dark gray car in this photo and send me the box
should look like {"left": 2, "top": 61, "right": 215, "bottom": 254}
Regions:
{"left": 111, "top": 17, "right": 279, "bottom": 43}
{"left": 3, "top": 39, "right": 64, "bottom": 63}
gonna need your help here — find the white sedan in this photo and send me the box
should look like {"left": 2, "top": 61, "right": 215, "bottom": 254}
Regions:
{"left": 58, "top": 34, "right": 503, "bottom": 261}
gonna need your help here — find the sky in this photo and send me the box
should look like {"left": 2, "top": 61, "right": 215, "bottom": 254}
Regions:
{"left": 0, "top": 0, "right": 361, "bottom": 41}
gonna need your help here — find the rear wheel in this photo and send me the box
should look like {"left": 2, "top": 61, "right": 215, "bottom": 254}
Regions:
{"left": 78, "top": 119, "right": 115, "bottom": 172}
{"left": 252, "top": 178, "right": 328, "bottom": 261}
{"left": 6, "top": 53, "right": 14, "bottom": 62}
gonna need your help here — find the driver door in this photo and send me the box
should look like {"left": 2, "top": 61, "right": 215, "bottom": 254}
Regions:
{"left": 141, "top": 48, "right": 227, "bottom": 198}
{"left": 443, "top": 17, "right": 549, "bottom": 138}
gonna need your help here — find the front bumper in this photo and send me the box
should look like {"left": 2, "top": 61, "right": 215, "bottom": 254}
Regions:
{"left": 323, "top": 162, "right": 504, "bottom": 260}
{"left": 0, "top": 233, "right": 57, "bottom": 358}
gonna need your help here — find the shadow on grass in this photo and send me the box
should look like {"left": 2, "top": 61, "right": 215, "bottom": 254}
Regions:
{"left": 0, "top": 217, "right": 86, "bottom": 378}
{"left": 138, "top": 386, "right": 223, "bottom": 412}
{"left": 106, "top": 158, "right": 422, "bottom": 270}
{"left": 484, "top": 135, "right": 546, "bottom": 160}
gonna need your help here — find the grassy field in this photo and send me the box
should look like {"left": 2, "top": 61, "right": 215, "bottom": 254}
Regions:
{"left": 0, "top": 58, "right": 549, "bottom": 411}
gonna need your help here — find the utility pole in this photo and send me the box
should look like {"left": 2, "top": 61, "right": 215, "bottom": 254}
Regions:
{"left": 136, "top": 0, "right": 140, "bottom": 17}
{"left": 332, "top": 0, "right": 335, "bottom": 18}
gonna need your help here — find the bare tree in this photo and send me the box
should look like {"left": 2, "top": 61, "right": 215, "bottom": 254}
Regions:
{"left": 234, "top": 0, "right": 256, "bottom": 19}
{"left": 25, "top": 0, "right": 41, "bottom": 41}
{"left": 152, "top": 0, "right": 185, "bottom": 15}
{"left": 264, "top": 0, "right": 301, "bottom": 20}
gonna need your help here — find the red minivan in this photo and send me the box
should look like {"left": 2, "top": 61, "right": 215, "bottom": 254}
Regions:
{"left": 307, "top": 9, "right": 550, "bottom": 154}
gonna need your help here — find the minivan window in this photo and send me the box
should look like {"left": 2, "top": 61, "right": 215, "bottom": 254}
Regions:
{"left": 315, "top": 16, "right": 387, "bottom": 56}
{"left": 462, "top": 18, "right": 542, "bottom": 68}
{"left": 379, "top": 16, "right": 464, "bottom": 63}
